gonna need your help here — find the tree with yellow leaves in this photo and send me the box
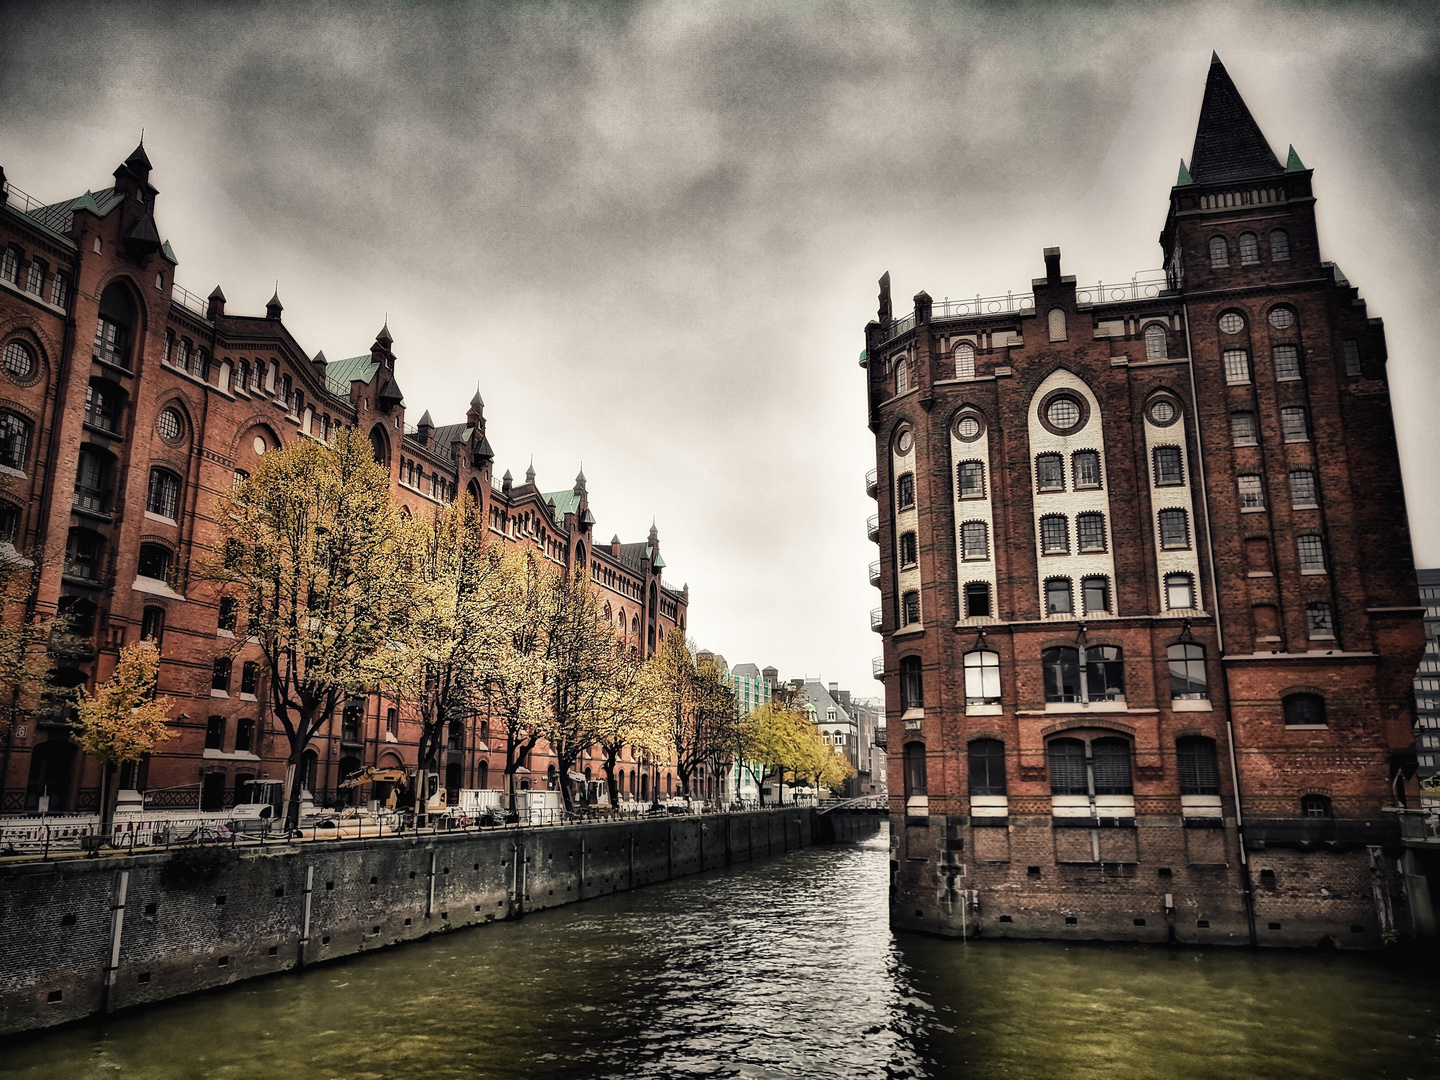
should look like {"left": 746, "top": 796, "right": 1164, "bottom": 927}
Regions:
{"left": 593, "top": 647, "right": 666, "bottom": 810}
{"left": 198, "top": 426, "right": 418, "bottom": 830}
{"left": 739, "top": 700, "right": 813, "bottom": 806}
{"left": 637, "top": 629, "right": 737, "bottom": 800}
{"left": 73, "top": 641, "right": 174, "bottom": 832}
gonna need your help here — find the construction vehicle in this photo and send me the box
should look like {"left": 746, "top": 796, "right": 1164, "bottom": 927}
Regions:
{"left": 338, "top": 766, "right": 446, "bottom": 815}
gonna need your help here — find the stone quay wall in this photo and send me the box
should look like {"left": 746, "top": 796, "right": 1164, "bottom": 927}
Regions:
{"left": 0, "top": 809, "right": 881, "bottom": 1036}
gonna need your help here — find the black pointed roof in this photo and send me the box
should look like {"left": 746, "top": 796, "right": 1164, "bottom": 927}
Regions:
{"left": 125, "top": 142, "right": 152, "bottom": 173}
{"left": 1188, "top": 54, "right": 1284, "bottom": 184}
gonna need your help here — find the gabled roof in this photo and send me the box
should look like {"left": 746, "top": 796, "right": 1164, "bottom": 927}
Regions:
{"left": 615, "top": 542, "right": 650, "bottom": 573}
{"left": 542, "top": 489, "right": 583, "bottom": 519}
{"left": 324, "top": 353, "right": 380, "bottom": 389}
{"left": 1187, "top": 54, "right": 1284, "bottom": 184}
{"left": 23, "top": 186, "right": 124, "bottom": 236}
{"left": 430, "top": 423, "right": 472, "bottom": 449}
{"left": 802, "top": 680, "right": 853, "bottom": 725}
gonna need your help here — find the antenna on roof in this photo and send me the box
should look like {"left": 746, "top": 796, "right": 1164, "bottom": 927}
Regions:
{"left": 140, "top": 127, "right": 145, "bottom": 144}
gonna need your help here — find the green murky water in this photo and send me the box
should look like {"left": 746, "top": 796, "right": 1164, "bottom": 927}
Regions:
{"left": 1, "top": 827, "right": 1436, "bottom": 1079}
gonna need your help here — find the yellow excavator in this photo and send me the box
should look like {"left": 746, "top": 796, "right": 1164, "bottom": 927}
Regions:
{"left": 338, "top": 766, "right": 446, "bottom": 814}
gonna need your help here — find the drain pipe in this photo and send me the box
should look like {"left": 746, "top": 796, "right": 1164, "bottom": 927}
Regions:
{"left": 1183, "top": 303, "right": 1258, "bottom": 947}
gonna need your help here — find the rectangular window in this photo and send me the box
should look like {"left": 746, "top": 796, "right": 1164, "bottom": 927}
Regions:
{"left": 234, "top": 718, "right": 254, "bottom": 753}
{"left": 1237, "top": 475, "right": 1265, "bottom": 510}
{"left": 1036, "top": 455, "right": 1064, "bottom": 492}
{"left": 146, "top": 469, "right": 180, "bottom": 520}
{"left": 1076, "top": 512, "right": 1106, "bottom": 552}
{"left": 1306, "top": 602, "right": 1334, "bottom": 637}
{"left": 218, "top": 596, "right": 238, "bottom": 633}
{"left": 961, "top": 521, "right": 988, "bottom": 560}
{"left": 141, "top": 606, "right": 164, "bottom": 644}
{"left": 84, "top": 384, "right": 119, "bottom": 433}
{"left": 1342, "top": 339, "right": 1361, "bottom": 376}
{"left": 1289, "top": 470, "right": 1317, "bottom": 508}
{"left": 1040, "top": 516, "right": 1068, "bottom": 555}
{"left": 1153, "top": 446, "right": 1184, "bottom": 485}
{"left": 1273, "top": 344, "right": 1301, "bottom": 380}
{"left": 1177, "top": 739, "right": 1220, "bottom": 795}
{"left": 241, "top": 661, "right": 259, "bottom": 695}
{"left": 205, "top": 715, "right": 225, "bottom": 751}
{"left": 1223, "top": 349, "right": 1250, "bottom": 384}
{"left": 211, "top": 657, "right": 232, "bottom": 693}
{"left": 899, "top": 531, "right": 918, "bottom": 567}
{"left": 74, "top": 447, "right": 110, "bottom": 513}
{"left": 1280, "top": 407, "right": 1309, "bottom": 442}
{"left": 1158, "top": 509, "right": 1189, "bottom": 549}
{"left": 1072, "top": 451, "right": 1101, "bottom": 489}
{"left": 25, "top": 261, "right": 44, "bottom": 296}
{"left": 1166, "top": 573, "right": 1194, "bottom": 610}
{"left": 1, "top": 248, "right": 18, "bottom": 283}
{"left": 896, "top": 472, "right": 914, "bottom": 510}
{"left": 1297, "top": 535, "right": 1326, "bottom": 573}
{"left": 50, "top": 272, "right": 69, "bottom": 309}
{"left": 964, "top": 581, "right": 991, "bottom": 618}
{"left": 956, "top": 461, "right": 984, "bottom": 499}
{"left": 1231, "top": 412, "right": 1257, "bottom": 446}
{"left": 1082, "top": 576, "right": 1110, "bottom": 615}
{"left": 1045, "top": 578, "right": 1072, "bottom": 615}
{"left": 901, "top": 591, "right": 921, "bottom": 626}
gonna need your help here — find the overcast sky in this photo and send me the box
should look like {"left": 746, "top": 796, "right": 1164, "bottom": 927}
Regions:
{"left": 2, "top": 1, "right": 1437, "bottom": 693}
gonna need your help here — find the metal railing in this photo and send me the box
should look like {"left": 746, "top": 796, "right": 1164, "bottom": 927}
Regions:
{"left": 870, "top": 607, "right": 883, "bottom": 632}
{"left": 865, "top": 468, "right": 878, "bottom": 497}
{"left": 2, "top": 179, "right": 50, "bottom": 218}
{"left": 171, "top": 283, "right": 210, "bottom": 319}
{"left": 866, "top": 514, "right": 879, "bottom": 541}
{"left": 879, "top": 271, "right": 1170, "bottom": 344}
{"left": 872, "top": 656, "right": 884, "bottom": 680}
{"left": 868, "top": 560, "right": 881, "bottom": 586}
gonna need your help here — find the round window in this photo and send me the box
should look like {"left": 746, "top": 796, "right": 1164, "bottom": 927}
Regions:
{"left": 156, "top": 407, "right": 183, "bottom": 442}
{"left": 253, "top": 435, "right": 267, "bottom": 456}
{"left": 1149, "top": 399, "right": 1178, "bottom": 426}
{"left": 1046, "top": 397, "right": 1082, "bottom": 430}
{"left": 1268, "top": 306, "right": 1296, "bottom": 330}
{"left": 1218, "top": 311, "right": 1245, "bottom": 334}
{"left": 896, "top": 429, "right": 913, "bottom": 454}
{"left": 955, "top": 416, "right": 981, "bottom": 440}
{"left": 3, "top": 341, "right": 34, "bottom": 380}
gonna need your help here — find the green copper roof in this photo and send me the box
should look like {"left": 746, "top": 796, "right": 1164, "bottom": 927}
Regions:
{"left": 1285, "top": 145, "right": 1305, "bottom": 172}
{"left": 160, "top": 240, "right": 178, "bottom": 265}
{"left": 1176, "top": 159, "right": 1193, "bottom": 185}
{"left": 541, "top": 489, "right": 583, "bottom": 519}
{"left": 858, "top": 349, "right": 868, "bottom": 368}
{"left": 325, "top": 353, "right": 379, "bottom": 388}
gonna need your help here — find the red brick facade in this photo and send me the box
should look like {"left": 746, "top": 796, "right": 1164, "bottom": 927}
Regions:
{"left": 866, "top": 58, "right": 1425, "bottom": 946}
{"left": 0, "top": 144, "right": 687, "bottom": 816}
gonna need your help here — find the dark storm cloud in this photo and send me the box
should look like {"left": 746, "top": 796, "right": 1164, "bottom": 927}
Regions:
{"left": 2, "top": 0, "right": 1437, "bottom": 688}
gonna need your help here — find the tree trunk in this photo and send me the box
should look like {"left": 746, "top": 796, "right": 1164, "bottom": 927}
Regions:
{"left": 282, "top": 752, "right": 304, "bottom": 832}
{"left": 98, "top": 760, "right": 117, "bottom": 840}
{"left": 602, "top": 755, "right": 619, "bottom": 812}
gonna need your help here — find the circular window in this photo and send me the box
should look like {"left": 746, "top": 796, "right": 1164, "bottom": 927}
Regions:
{"left": 1268, "top": 306, "right": 1296, "bottom": 330}
{"left": 1046, "top": 397, "right": 1081, "bottom": 430}
{"left": 955, "top": 415, "right": 982, "bottom": 441}
{"left": 155, "top": 407, "right": 183, "bottom": 442}
{"left": 3, "top": 341, "right": 34, "bottom": 381}
{"left": 896, "top": 429, "right": 913, "bottom": 455}
{"left": 1218, "top": 311, "right": 1246, "bottom": 334}
{"left": 253, "top": 435, "right": 267, "bottom": 456}
{"left": 1148, "top": 399, "right": 1179, "bottom": 426}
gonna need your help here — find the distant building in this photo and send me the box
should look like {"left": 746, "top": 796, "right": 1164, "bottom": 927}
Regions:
{"left": 1416, "top": 569, "right": 1440, "bottom": 797}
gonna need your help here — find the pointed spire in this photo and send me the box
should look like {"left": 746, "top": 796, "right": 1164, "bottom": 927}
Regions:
{"left": 503, "top": 469, "right": 513, "bottom": 482}
{"left": 525, "top": 459, "right": 535, "bottom": 486}
{"left": 375, "top": 320, "right": 393, "bottom": 347}
{"left": 470, "top": 388, "right": 484, "bottom": 409}
{"left": 1285, "top": 145, "right": 1306, "bottom": 172}
{"left": 125, "top": 140, "right": 152, "bottom": 175}
{"left": 1187, "top": 54, "right": 1283, "bottom": 184}
{"left": 208, "top": 284, "right": 226, "bottom": 302}
{"left": 610, "top": 534, "right": 621, "bottom": 546}
{"left": 207, "top": 284, "right": 226, "bottom": 319}
{"left": 416, "top": 409, "right": 433, "bottom": 429}
{"left": 574, "top": 466, "right": 587, "bottom": 496}
{"left": 312, "top": 349, "right": 326, "bottom": 365}
{"left": 265, "top": 285, "right": 283, "bottom": 321}
{"left": 1176, "top": 158, "right": 1193, "bottom": 186}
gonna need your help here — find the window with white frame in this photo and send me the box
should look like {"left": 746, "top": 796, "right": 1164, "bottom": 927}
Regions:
{"left": 1158, "top": 508, "right": 1190, "bottom": 549}
{"left": 956, "top": 460, "right": 984, "bottom": 499}
{"left": 1040, "top": 515, "right": 1068, "bottom": 555}
{"left": 1209, "top": 237, "right": 1229, "bottom": 267}
{"left": 1144, "top": 323, "right": 1167, "bottom": 359}
{"left": 1237, "top": 474, "right": 1265, "bottom": 510}
{"left": 1223, "top": 349, "right": 1250, "bottom": 384}
{"left": 1280, "top": 407, "right": 1309, "bottom": 442}
{"left": 1073, "top": 450, "right": 1101, "bottom": 489}
{"left": 1289, "top": 470, "right": 1317, "bottom": 508}
{"left": 1273, "top": 344, "right": 1301, "bottom": 380}
{"left": 1297, "top": 534, "right": 1326, "bottom": 573}
{"left": 1165, "top": 572, "right": 1195, "bottom": 610}
{"left": 1231, "top": 411, "right": 1257, "bottom": 446}
{"left": 1238, "top": 232, "right": 1259, "bottom": 264}
{"left": 961, "top": 521, "right": 988, "bottom": 560}
{"left": 964, "top": 651, "right": 1001, "bottom": 705}
{"left": 1076, "top": 512, "right": 1106, "bottom": 552}
{"left": 955, "top": 342, "right": 975, "bottom": 379}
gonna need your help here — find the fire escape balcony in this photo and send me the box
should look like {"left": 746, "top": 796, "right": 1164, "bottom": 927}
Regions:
{"left": 866, "top": 514, "right": 879, "bottom": 542}
{"left": 865, "top": 468, "right": 878, "bottom": 498}
{"left": 872, "top": 656, "right": 885, "bottom": 681}
{"left": 870, "top": 607, "right": 883, "bottom": 633}
{"left": 868, "top": 560, "right": 881, "bottom": 587}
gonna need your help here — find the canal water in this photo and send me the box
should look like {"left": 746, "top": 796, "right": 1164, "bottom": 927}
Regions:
{"left": 2, "top": 826, "right": 1437, "bottom": 1079}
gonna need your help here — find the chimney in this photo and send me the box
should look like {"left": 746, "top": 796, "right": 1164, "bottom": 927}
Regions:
{"left": 878, "top": 271, "right": 892, "bottom": 325}
{"left": 828, "top": 681, "right": 839, "bottom": 697}
{"left": 1044, "top": 247, "right": 1062, "bottom": 284}
{"left": 207, "top": 285, "right": 226, "bottom": 320}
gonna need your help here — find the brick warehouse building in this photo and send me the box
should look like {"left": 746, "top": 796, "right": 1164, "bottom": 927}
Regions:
{"left": 865, "top": 56, "right": 1430, "bottom": 946}
{"left": 0, "top": 143, "right": 689, "bottom": 816}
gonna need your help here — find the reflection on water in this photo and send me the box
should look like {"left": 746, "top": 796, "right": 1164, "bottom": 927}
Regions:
{"left": 2, "top": 825, "right": 1437, "bottom": 1079}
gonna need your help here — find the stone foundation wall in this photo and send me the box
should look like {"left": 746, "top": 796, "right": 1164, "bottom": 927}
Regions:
{"left": 0, "top": 810, "right": 880, "bottom": 1036}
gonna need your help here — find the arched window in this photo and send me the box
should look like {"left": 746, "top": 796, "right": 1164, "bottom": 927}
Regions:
{"left": 1165, "top": 572, "right": 1195, "bottom": 611}
{"left": 1283, "top": 693, "right": 1326, "bottom": 727}
{"left": 478, "top": 760, "right": 490, "bottom": 790}
{"left": 1144, "top": 323, "right": 1168, "bottom": 359}
{"left": 1045, "top": 578, "right": 1073, "bottom": 615}
{"left": 1043, "top": 646, "right": 1080, "bottom": 702}
{"left": 1048, "top": 738, "right": 1087, "bottom": 795}
{"left": 137, "top": 543, "right": 171, "bottom": 582}
{"left": 1085, "top": 645, "right": 1124, "bottom": 700}
{"left": 903, "top": 742, "right": 927, "bottom": 798}
{"left": 900, "top": 656, "right": 923, "bottom": 711}
{"left": 896, "top": 472, "right": 915, "bottom": 509}
{"left": 1269, "top": 228, "right": 1290, "bottom": 261}
{"left": 895, "top": 358, "right": 909, "bottom": 395}
{"left": 174, "top": 338, "right": 189, "bottom": 374}
{"left": 963, "top": 650, "right": 1001, "bottom": 705}
{"left": 963, "top": 581, "right": 991, "bottom": 618}
{"left": 968, "top": 739, "right": 1006, "bottom": 795}
{"left": 1076, "top": 512, "right": 1106, "bottom": 553}
{"left": 1176, "top": 737, "right": 1220, "bottom": 795}
{"left": 960, "top": 521, "right": 988, "bottom": 560}
{"left": 146, "top": 468, "right": 181, "bottom": 520}
{"left": 1091, "top": 738, "right": 1133, "bottom": 795}
{"left": 64, "top": 528, "right": 103, "bottom": 580}
{"left": 1168, "top": 643, "right": 1208, "bottom": 699}
{"left": 1035, "top": 454, "right": 1064, "bottom": 492}
{"left": 0, "top": 411, "right": 32, "bottom": 470}
{"left": 1208, "top": 236, "right": 1229, "bottom": 268}
{"left": 1081, "top": 575, "right": 1110, "bottom": 615}
{"left": 94, "top": 283, "right": 135, "bottom": 368}
{"left": 899, "top": 531, "right": 917, "bottom": 567}
{"left": 1300, "top": 794, "right": 1331, "bottom": 818}
{"left": 1039, "top": 514, "right": 1068, "bottom": 555}
{"left": 140, "top": 606, "right": 164, "bottom": 645}
{"left": 1047, "top": 308, "right": 1067, "bottom": 342}
{"left": 1072, "top": 450, "right": 1101, "bottom": 489}
{"left": 369, "top": 426, "right": 388, "bottom": 465}
{"left": 1158, "top": 508, "right": 1190, "bottom": 550}
{"left": 1238, "top": 232, "right": 1260, "bottom": 264}
{"left": 955, "top": 342, "right": 975, "bottom": 379}
{"left": 956, "top": 460, "right": 984, "bottom": 499}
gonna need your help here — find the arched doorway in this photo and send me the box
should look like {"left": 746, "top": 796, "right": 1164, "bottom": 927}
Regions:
{"left": 301, "top": 749, "right": 319, "bottom": 796}
{"left": 478, "top": 760, "right": 489, "bottom": 789}
{"left": 26, "top": 740, "right": 76, "bottom": 812}
{"left": 640, "top": 773, "right": 649, "bottom": 801}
